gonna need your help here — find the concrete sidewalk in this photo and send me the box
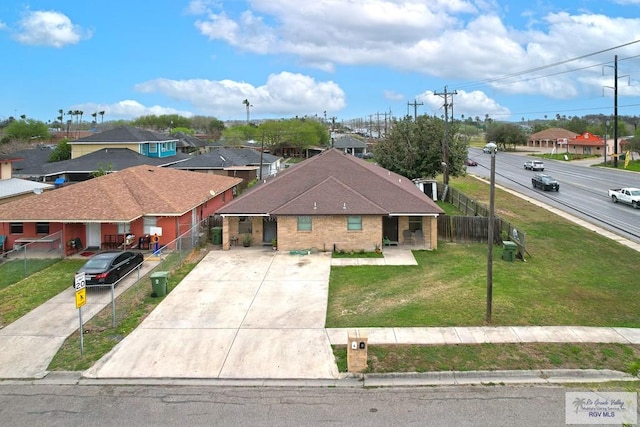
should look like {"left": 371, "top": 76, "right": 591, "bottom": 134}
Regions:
{"left": 326, "top": 326, "right": 640, "bottom": 346}
{"left": 0, "top": 259, "right": 159, "bottom": 379}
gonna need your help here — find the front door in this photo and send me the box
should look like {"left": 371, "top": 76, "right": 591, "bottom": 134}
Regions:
{"left": 263, "top": 217, "right": 277, "bottom": 244}
{"left": 382, "top": 216, "right": 398, "bottom": 242}
{"left": 85, "top": 223, "right": 101, "bottom": 249}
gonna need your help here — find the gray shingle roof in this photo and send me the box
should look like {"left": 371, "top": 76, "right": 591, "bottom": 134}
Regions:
{"left": 171, "top": 131, "right": 214, "bottom": 149}
{"left": 40, "top": 148, "right": 191, "bottom": 176}
{"left": 69, "top": 126, "right": 178, "bottom": 144}
{"left": 170, "top": 147, "right": 280, "bottom": 169}
{"left": 218, "top": 148, "right": 443, "bottom": 216}
{"left": 332, "top": 135, "right": 367, "bottom": 149}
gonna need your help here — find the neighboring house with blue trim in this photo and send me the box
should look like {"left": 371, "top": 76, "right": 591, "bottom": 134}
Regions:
{"left": 69, "top": 126, "right": 178, "bottom": 159}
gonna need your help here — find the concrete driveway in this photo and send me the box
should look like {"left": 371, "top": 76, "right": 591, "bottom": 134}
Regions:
{"left": 84, "top": 249, "right": 339, "bottom": 379}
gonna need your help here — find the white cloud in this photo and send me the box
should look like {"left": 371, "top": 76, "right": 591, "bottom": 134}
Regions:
{"left": 14, "top": 10, "right": 90, "bottom": 48}
{"left": 73, "top": 100, "right": 194, "bottom": 120}
{"left": 185, "top": 0, "right": 220, "bottom": 15}
{"left": 0, "top": 21, "right": 7, "bottom": 31}
{"left": 134, "top": 71, "right": 346, "bottom": 117}
{"left": 384, "top": 90, "right": 405, "bottom": 101}
{"left": 192, "top": 1, "right": 640, "bottom": 102}
{"left": 418, "top": 89, "right": 510, "bottom": 120}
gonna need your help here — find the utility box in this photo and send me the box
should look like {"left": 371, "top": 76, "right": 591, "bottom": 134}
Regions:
{"left": 347, "top": 330, "right": 368, "bottom": 373}
{"left": 211, "top": 227, "right": 222, "bottom": 245}
{"left": 502, "top": 241, "right": 517, "bottom": 262}
{"left": 150, "top": 271, "right": 169, "bottom": 297}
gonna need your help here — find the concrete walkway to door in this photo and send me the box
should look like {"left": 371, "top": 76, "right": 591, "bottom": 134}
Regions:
{"left": 85, "top": 249, "right": 339, "bottom": 379}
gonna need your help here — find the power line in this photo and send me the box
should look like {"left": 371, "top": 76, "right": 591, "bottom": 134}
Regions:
{"left": 455, "top": 39, "right": 640, "bottom": 91}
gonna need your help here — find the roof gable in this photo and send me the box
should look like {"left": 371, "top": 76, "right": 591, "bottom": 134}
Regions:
{"left": 529, "top": 128, "right": 578, "bottom": 140}
{"left": 218, "top": 148, "right": 443, "bottom": 216}
{"left": 272, "top": 177, "right": 386, "bottom": 215}
{"left": 0, "top": 165, "right": 242, "bottom": 222}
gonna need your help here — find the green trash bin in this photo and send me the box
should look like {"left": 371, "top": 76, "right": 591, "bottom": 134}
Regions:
{"left": 502, "top": 241, "right": 517, "bottom": 262}
{"left": 211, "top": 227, "right": 222, "bottom": 245}
{"left": 150, "top": 271, "right": 169, "bottom": 297}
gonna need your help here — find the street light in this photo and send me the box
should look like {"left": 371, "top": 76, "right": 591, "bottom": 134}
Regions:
{"left": 485, "top": 141, "right": 498, "bottom": 323}
{"left": 604, "top": 119, "right": 610, "bottom": 165}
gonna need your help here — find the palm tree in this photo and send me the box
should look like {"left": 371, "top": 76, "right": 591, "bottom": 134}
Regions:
{"left": 57, "top": 109, "right": 64, "bottom": 129}
{"left": 91, "top": 112, "right": 97, "bottom": 125}
{"left": 242, "top": 98, "right": 252, "bottom": 123}
{"left": 99, "top": 111, "right": 105, "bottom": 123}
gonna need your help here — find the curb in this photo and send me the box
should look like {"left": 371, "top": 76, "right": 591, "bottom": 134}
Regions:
{"left": 1, "top": 369, "right": 637, "bottom": 388}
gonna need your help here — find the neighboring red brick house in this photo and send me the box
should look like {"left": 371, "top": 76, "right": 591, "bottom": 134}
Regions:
{"left": 0, "top": 165, "right": 242, "bottom": 255}
{"left": 217, "top": 148, "right": 444, "bottom": 252}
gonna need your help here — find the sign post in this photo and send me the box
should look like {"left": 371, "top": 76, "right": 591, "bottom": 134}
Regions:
{"left": 74, "top": 272, "right": 86, "bottom": 354}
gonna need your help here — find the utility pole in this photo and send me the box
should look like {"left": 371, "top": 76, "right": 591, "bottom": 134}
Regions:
{"left": 330, "top": 116, "right": 337, "bottom": 147}
{"left": 384, "top": 110, "right": 391, "bottom": 137}
{"left": 614, "top": 55, "right": 619, "bottom": 168}
{"left": 603, "top": 55, "right": 629, "bottom": 168}
{"left": 407, "top": 99, "right": 423, "bottom": 121}
{"left": 434, "top": 86, "right": 457, "bottom": 186}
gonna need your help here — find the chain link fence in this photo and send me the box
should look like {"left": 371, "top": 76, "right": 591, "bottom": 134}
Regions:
{"left": 0, "top": 231, "right": 64, "bottom": 281}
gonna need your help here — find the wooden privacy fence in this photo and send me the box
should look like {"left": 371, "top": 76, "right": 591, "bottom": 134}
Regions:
{"left": 437, "top": 185, "right": 527, "bottom": 255}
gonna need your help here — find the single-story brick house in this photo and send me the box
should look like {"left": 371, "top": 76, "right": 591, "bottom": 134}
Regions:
{"left": 527, "top": 128, "right": 578, "bottom": 149}
{"left": 217, "top": 148, "right": 444, "bottom": 252}
{"left": 0, "top": 165, "right": 242, "bottom": 256}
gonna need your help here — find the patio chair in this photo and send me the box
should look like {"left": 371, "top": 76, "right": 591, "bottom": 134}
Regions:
{"left": 414, "top": 229, "right": 425, "bottom": 246}
{"left": 402, "top": 229, "right": 414, "bottom": 245}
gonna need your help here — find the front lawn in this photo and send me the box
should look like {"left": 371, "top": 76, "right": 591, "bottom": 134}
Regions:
{"left": 0, "top": 259, "right": 86, "bottom": 327}
{"left": 327, "top": 175, "right": 640, "bottom": 328}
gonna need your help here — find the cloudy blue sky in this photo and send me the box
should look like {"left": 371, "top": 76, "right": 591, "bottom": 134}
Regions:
{"left": 1, "top": 0, "right": 640, "bottom": 125}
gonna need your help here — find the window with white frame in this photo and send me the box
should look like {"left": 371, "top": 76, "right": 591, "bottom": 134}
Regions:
{"left": 10, "top": 222, "right": 23, "bottom": 234}
{"left": 117, "top": 223, "right": 131, "bottom": 234}
{"left": 347, "top": 216, "right": 362, "bottom": 231}
{"left": 297, "top": 216, "right": 312, "bottom": 231}
{"left": 149, "top": 143, "right": 157, "bottom": 153}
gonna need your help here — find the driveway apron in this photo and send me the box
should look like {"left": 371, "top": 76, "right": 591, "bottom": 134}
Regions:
{"left": 84, "top": 250, "right": 339, "bottom": 379}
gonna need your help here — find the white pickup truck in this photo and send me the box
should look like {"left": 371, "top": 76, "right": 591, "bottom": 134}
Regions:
{"left": 608, "top": 187, "right": 640, "bottom": 209}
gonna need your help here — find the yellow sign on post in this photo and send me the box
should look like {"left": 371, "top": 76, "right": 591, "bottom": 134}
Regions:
{"left": 75, "top": 288, "right": 86, "bottom": 308}
{"left": 74, "top": 272, "right": 87, "bottom": 354}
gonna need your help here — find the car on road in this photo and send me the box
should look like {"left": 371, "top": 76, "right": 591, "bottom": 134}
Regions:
{"left": 524, "top": 159, "right": 545, "bottom": 171}
{"left": 464, "top": 158, "right": 478, "bottom": 166}
{"left": 482, "top": 144, "right": 495, "bottom": 153}
{"left": 532, "top": 174, "right": 559, "bottom": 191}
{"left": 75, "top": 251, "right": 144, "bottom": 287}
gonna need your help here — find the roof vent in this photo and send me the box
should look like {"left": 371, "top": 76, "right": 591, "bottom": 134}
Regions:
{"left": 313, "top": 202, "right": 317, "bottom": 210}
{"left": 342, "top": 202, "right": 347, "bottom": 210}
